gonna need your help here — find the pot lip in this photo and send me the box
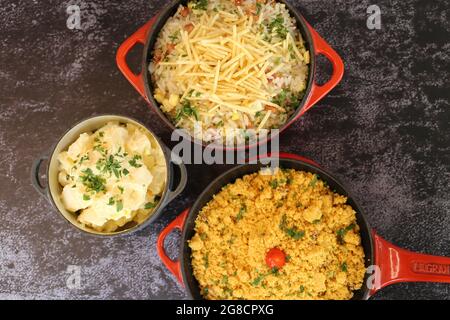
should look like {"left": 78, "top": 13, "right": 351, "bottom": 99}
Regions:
{"left": 178, "top": 155, "right": 374, "bottom": 300}
{"left": 140, "top": 0, "right": 317, "bottom": 150}
{"left": 44, "top": 114, "right": 173, "bottom": 237}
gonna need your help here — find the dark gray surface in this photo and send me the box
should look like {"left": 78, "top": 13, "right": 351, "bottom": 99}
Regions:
{"left": 0, "top": 0, "right": 448, "bottom": 300}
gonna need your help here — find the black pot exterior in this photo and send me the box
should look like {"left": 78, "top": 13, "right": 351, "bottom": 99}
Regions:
{"left": 141, "top": 0, "right": 317, "bottom": 147}
{"left": 179, "top": 157, "right": 374, "bottom": 300}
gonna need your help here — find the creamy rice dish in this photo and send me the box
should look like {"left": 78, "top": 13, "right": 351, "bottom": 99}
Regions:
{"left": 149, "top": 0, "right": 310, "bottom": 144}
{"left": 57, "top": 122, "right": 167, "bottom": 232}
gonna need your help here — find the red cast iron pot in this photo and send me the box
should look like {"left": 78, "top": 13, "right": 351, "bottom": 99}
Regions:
{"left": 116, "top": 0, "right": 344, "bottom": 149}
{"left": 157, "top": 153, "right": 450, "bottom": 299}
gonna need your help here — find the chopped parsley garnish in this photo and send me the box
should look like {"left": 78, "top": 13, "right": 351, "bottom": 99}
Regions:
{"left": 83, "top": 194, "right": 91, "bottom": 201}
{"left": 279, "top": 214, "right": 305, "bottom": 240}
{"left": 201, "top": 287, "right": 209, "bottom": 297}
{"left": 175, "top": 100, "right": 199, "bottom": 122}
{"left": 191, "top": 0, "right": 208, "bottom": 10}
{"left": 116, "top": 200, "right": 123, "bottom": 212}
{"left": 203, "top": 253, "right": 209, "bottom": 269}
{"left": 107, "top": 197, "right": 115, "bottom": 206}
{"left": 269, "top": 14, "right": 288, "bottom": 39}
{"left": 168, "top": 30, "right": 180, "bottom": 42}
{"left": 236, "top": 205, "right": 246, "bottom": 221}
{"left": 341, "top": 262, "right": 348, "bottom": 272}
{"left": 97, "top": 155, "right": 122, "bottom": 178}
{"left": 80, "top": 168, "right": 106, "bottom": 193}
{"left": 98, "top": 131, "right": 104, "bottom": 137}
{"left": 256, "top": 2, "right": 262, "bottom": 15}
{"left": 272, "top": 89, "right": 304, "bottom": 111}
{"left": 79, "top": 154, "right": 89, "bottom": 164}
{"left": 93, "top": 145, "right": 106, "bottom": 154}
{"left": 122, "top": 168, "right": 129, "bottom": 176}
{"left": 251, "top": 268, "right": 280, "bottom": 287}
{"left": 128, "top": 155, "right": 142, "bottom": 168}
{"left": 269, "top": 180, "right": 279, "bottom": 189}
{"left": 309, "top": 174, "right": 318, "bottom": 187}
{"left": 337, "top": 223, "right": 355, "bottom": 244}
{"left": 118, "top": 186, "right": 124, "bottom": 194}
{"left": 251, "top": 274, "right": 264, "bottom": 286}
{"left": 144, "top": 201, "right": 157, "bottom": 210}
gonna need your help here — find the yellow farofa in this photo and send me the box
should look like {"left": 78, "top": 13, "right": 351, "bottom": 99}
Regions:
{"left": 189, "top": 168, "right": 366, "bottom": 300}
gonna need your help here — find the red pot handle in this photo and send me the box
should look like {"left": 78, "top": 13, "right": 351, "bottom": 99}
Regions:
{"left": 370, "top": 232, "right": 450, "bottom": 297}
{"left": 156, "top": 209, "right": 189, "bottom": 286}
{"left": 300, "top": 20, "right": 345, "bottom": 115}
{"left": 116, "top": 17, "right": 158, "bottom": 101}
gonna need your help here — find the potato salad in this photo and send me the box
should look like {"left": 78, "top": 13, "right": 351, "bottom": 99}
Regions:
{"left": 57, "top": 122, "right": 167, "bottom": 232}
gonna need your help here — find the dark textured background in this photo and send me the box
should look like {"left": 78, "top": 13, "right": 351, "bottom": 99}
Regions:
{"left": 0, "top": 0, "right": 448, "bottom": 300}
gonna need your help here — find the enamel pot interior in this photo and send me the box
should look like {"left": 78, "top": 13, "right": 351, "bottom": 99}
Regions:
{"left": 141, "top": 0, "right": 316, "bottom": 146}
{"left": 179, "top": 158, "right": 374, "bottom": 300}
{"left": 45, "top": 115, "right": 172, "bottom": 236}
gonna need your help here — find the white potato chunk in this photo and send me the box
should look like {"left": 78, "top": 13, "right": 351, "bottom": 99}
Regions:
{"left": 67, "top": 133, "right": 91, "bottom": 159}
{"left": 102, "top": 123, "right": 128, "bottom": 154}
{"left": 61, "top": 185, "right": 91, "bottom": 212}
{"left": 121, "top": 184, "right": 148, "bottom": 211}
{"left": 58, "top": 151, "right": 75, "bottom": 172}
{"left": 148, "top": 165, "right": 167, "bottom": 195}
{"left": 126, "top": 131, "right": 152, "bottom": 156}
{"left": 127, "top": 165, "right": 153, "bottom": 187}
{"left": 58, "top": 171, "right": 71, "bottom": 186}
{"left": 78, "top": 196, "right": 118, "bottom": 228}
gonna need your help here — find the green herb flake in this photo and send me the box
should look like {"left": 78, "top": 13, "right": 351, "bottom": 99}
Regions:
{"left": 269, "top": 14, "right": 288, "bottom": 39}
{"left": 251, "top": 275, "right": 264, "bottom": 287}
{"left": 83, "top": 194, "right": 91, "bottom": 201}
{"left": 269, "top": 180, "right": 279, "bottom": 189}
{"left": 192, "top": 0, "right": 208, "bottom": 10}
{"left": 236, "top": 205, "right": 246, "bottom": 221}
{"left": 107, "top": 197, "right": 115, "bottom": 206}
{"left": 79, "top": 154, "right": 90, "bottom": 164}
{"left": 175, "top": 100, "right": 199, "bottom": 122}
{"left": 337, "top": 223, "right": 355, "bottom": 244}
{"left": 201, "top": 287, "right": 209, "bottom": 297}
{"left": 129, "top": 155, "right": 143, "bottom": 168}
{"left": 122, "top": 168, "right": 129, "bottom": 176}
{"left": 309, "top": 174, "right": 318, "bottom": 188}
{"left": 256, "top": 2, "right": 262, "bottom": 15}
{"left": 144, "top": 202, "right": 157, "bottom": 210}
{"left": 80, "top": 168, "right": 106, "bottom": 193}
{"left": 118, "top": 186, "right": 124, "bottom": 194}
{"left": 168, "top": 30, "right": 180, "bottom": 42}
{"left": 116, "top": 200, "right": 123, "bottom": 212}
{"left": 279, "top": 214, "right": 305, "bottom": 240}
{"left": 341, "top": 262, "right": 348, "bottom": 272}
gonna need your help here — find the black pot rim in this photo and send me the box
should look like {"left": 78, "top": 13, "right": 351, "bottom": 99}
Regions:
{"left": 178, "top": 156, "right": 374, "bottom": 300}
{"left": 141, "top": 0, "right": 317, "bottom": 149}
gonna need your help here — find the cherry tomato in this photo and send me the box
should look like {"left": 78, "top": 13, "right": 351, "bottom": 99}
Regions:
{"left": 265, "top": 248, "right": 286, "bottom": 269}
